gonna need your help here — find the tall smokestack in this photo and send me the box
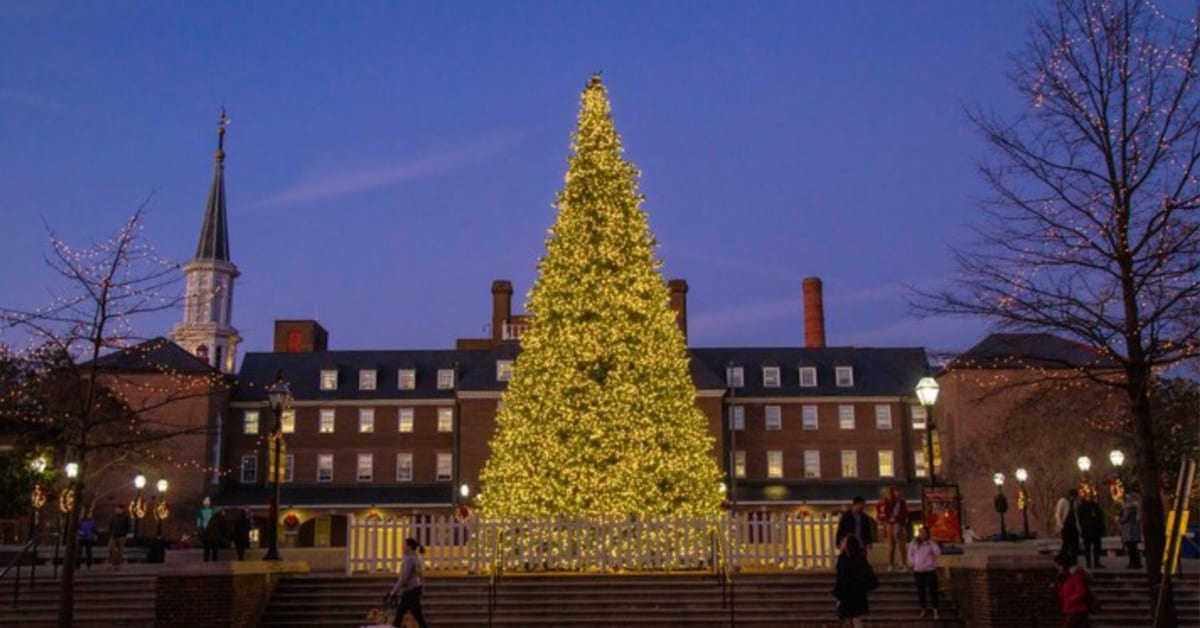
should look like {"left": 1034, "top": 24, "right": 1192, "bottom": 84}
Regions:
{"left": 668, "top": 279, "right": 688, "bottom": 340}
{"left": 803, "top": 277, "right": 826, "bottom": 348}
{"left": 491, "top": 280, "right": 513, "bottom": 342}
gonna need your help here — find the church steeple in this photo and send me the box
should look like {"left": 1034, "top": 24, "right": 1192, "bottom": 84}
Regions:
{"left": 172, "top": 109, "right": 242, "bottom": 374}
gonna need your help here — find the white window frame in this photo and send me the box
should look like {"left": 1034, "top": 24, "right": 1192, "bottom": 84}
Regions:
{"left": 437, "top": 407, "right": 454, "bottom": 433}
{"left": 765, "top": 405, "right": 782, "bottom": 431}
{"left": 911, "top": 405, "right": 928, "bottom": 430}
{"left": 497, "top": 360, "right": 515, "bottom": 382}
{"left": 804, "top": 450, "right": 821, "bottom": 478}
{"left": 838, "top": 405, "right": 856, "bottom": 430}
{"left": 436, "top": 453, "right": 453, "bottom": 482}
{"left": 841, "top": 450, "right": 858, "bottom": 478}
{"left": 359, "top": 369, "right": 377, "bottom": 390}
{"left": 398, "top": 408, "right": 414, "bottom": 433}
{"left": 835, "top": 366, "right": 854, "bottom": 387}
{"left": 395, "top": 453, "right": 413, "bottom": 482}
{"left": 875, "top": 405, "right": 893, "bottom": 430}
{"left": 437, "top": 369, "right": 455, "bottom": 390}
{"left": 317, "top": 454, "right": 334, "bottom": 482}
{"left": 802, "top": 405, "right": 819, "bottom": 430}
{"left": 319, "top": 408, "right": 335, "bottom": 434}
{"left": 281, "top": 409, "right": 296, "bottom": 434}
{"left": 734, "top": 450, "right": 746, "bottom": 479}
{"left": 767, "top": 450, "right": 784, "bottom": 479}
{"left": 243, "top": 410, "right": 259, "bottom": 435}
{"left": 879, "top": 450, "right": 895, "bottom": 478}
{"left": 356, "top": 453, "right": 374, "bottom": 482}
{"left": 320, "top": 369, "right": 338, "bottom": 391}
{"left": 398, "top": 369, "right": 416, "bottom": 390}
{"left": 799, "top": 366, "right": 818, "bottom": 387}
{"left": 726, "top": 366, "right": 744, "bottom": 388}
{"left": 283, "top": 454, "right": 294, "bottom": 483}
{"left": 240, "top": 454, "right": 257, "bottom": 484}
{"left": 359, "top": 408, "right": 375, "bottom": 433}
{"left": 729, "top": 405, "right": 745, "bottom": 431}
{"left": 762, "top": 367, "right": 780, "bottom": 388}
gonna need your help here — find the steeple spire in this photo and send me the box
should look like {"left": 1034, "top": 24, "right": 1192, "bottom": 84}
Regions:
{"left": 195, "top": 108, "right": 231, "bottom": 261}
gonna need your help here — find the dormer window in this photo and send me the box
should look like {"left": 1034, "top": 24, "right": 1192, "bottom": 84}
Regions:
{"left": 762, "top": 367, "right": 780, "bottom": 388}
{"left": 437, "top": 369, "right": 455, "bottom": 390}
{"left": 726, "top": 366, "right": 744, "bottom": 388}
{"left": 359, "top": 369, "right": 377, "bottom": 391}
{"left": 497, "top": 360, "right": 514, "bottom": 382}
{"left": 835, "top": 366, "right": 854, "bottom": 387}
{"left": 320, "top": 369, "right": 338, "bottom": 391}
{"left": 398, "top": 369, "right": 416, "bottom": 390}
{"left": 799, "top": 366, "right": 817, "bottom": 387}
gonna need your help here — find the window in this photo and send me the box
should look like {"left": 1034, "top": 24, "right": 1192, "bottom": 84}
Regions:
{"left": 804, "top": 450, "right": 821, "bottom": 478}
{"left": 835, "top": 366, "right": 854, "bottom": 387}
{"left": 437, "top": 369, "right": 455, "bottom": 390}
{"left": 281, "top": 409, "right": 296, "bottom": 434}
{"left": 317, "top": 454, "right": 334, "bottom": 482}
{"left": 914, "top": 450, "right": 928, "bottom": 478}
{"left": 911, "top": 405, "right": 928, "bottom": 430}
{"left": 729, "top": 406, "right": 745, "bottom": 431}
{"left": 841, "top": 450, "right": 858, "bottom": 478}
{"left": 436, "top": 453, "right": 453, "bottom": 481}
{"left": 398, "top": 408, "right": 414, "bottom": 433}
{"left": 733, "top": 450, "right": 746, "bottom": 478}
{"left": 283, "top": 454, "right": 294, "bottom": 483}
{"left": 765, "top": 405, "right": 782, "bottom": 431}
{"left": 762, "top": 367, "right": 780, "bottom": 388}
{"left": 359, "top": 408, "right": 375, "bottom": 433}
{"left": 767, "top": 450, "right": 783, "bottom": 479}
{"left": 396, "top": 453, "right": 413, "bottom": 482}
{"left": 319, "top": 409, "right": 335, "bottom": 433}
{"left": 240, "top": 454, "right": 257, "bottom": 484}
{"left": 799, "top": 366, "right": 817, "bottom": 387}
{"left": 437, "top": 407, "right": 454, "bottom": 432}
{"left": 875, "top": 405, "right": 893, "bottom": 430}
{"left": 497, "top": 360, "right": 514, "bottom": 382}
{"left": 726, "top": 366, "right": 744, "bottom": 388}
{"left": 359, "top": 369, "right": 377, "bottom": 390}
{"left": 802, "top": 405, "right": 819, "bottom": 430}
{"left": 243, "top": 410, "right": 259, "bottom": 435}
{"left": 357, "top": 454, "right": 374, "bottom": 482}
{"left": 879, "top": 450, "right": 895, "bottom": 478}
{"left": 398, "top": 369, "right": 416, "bottom": 390}
{"left": 838, "top": 405, "right": 856, "bottom": 430}
{"left": 320, "top": 369, "right": 338, "bottom": 391}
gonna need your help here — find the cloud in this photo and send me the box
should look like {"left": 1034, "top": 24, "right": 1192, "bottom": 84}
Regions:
{"left": 0, "top": 87, "right": 68, "bottom": 113}
{"left": 251, "top": 130, "right": 522, "bottom": 209}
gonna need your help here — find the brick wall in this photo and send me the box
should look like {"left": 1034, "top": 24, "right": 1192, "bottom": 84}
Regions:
{"left": 155, "top": 564, "right": 304, "bottom": 628}
{"left": 947, "top": 554, "right": 1063, "bottom": 628}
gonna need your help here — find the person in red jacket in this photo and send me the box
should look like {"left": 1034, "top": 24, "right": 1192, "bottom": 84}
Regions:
{"left": 1053, "top": 554, "right": 1092, "bottom": 627}
{"left": 877, "top": 486, "right": 909, "bottom": 571}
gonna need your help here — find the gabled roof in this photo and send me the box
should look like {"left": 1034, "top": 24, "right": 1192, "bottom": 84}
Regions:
{"left": 689, "top": 347, "right": 929, "bottom": 397}
{"left": 234, "top": 349, "right": 485, "bottom": 401}
{"left": 947, "top": 333, "right": 1117, "bottom": 371}
{"left": 91, "top": 337, "right": 217, "bottom": 374}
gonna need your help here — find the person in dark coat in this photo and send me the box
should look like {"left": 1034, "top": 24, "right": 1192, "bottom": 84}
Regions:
{"left": 232, "top": 508, "right": 252, "bottom": 561}
{"left": 78, "top": 509, "right": 97, "bottom": 568}
{"left": 201, "top": 507, "right": 227, "bottom": 562}
{"left": 1077, "top": 494, "right": 1106, "bottom": 569}
{"left": 833, "top": 534, "right": 876, "bottom": 627}
{"left": 1119, "top": 491, "right": 1142, "bottom": 569}
{"left": 1057, "top": 489, "right": 1082, "bottom": 566}
{"left": 108, "top": 505, "right": 131, "bottom": 571}
{"left": 836, "top": 496, "right": 877, "bottom": 552}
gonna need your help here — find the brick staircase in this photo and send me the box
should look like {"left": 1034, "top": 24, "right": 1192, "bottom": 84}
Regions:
{"left": 263, "top": 571, "right": 961, "bottom": 627}
{"left": 0, "top": 574, "right": 156, "bottom": 627}
{"left": 1090, "top": 571, "right": 1200, "bottom": 628}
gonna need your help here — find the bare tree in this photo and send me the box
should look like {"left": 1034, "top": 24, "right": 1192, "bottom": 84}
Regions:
{"left": 918, "top": 0, "right": 1198, "bottom": 619}
{"left": 1, "top": 208, "right": 229, "bottom": 627}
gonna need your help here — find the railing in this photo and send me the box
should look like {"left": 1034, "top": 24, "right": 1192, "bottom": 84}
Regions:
{"left": 487, "top": 529, "right": 502, "bottom": 628}
{"left": 2, "top": 538, "right": 39, "bottom": 608}
{"left": 713, "top": 524, "right": 734, "bottom": 627}
{"left": 501, "top": 322, "right": 530, "bottom": 341}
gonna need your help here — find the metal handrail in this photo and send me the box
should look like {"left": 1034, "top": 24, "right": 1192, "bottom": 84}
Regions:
{"left": 487, "top": 529, "right": 503, "bottom": 628}
{"left": 2, "top": 537, "right": 39, "bottom": 608}
{"left": 714, "top": 519, "right": 735, "bottom": 627}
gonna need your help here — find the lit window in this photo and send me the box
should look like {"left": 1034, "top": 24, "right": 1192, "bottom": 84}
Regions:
{"left": 283, "top": 455, "right": 294, "bottom": 483}
{"left": 762, "top": 367, "right": 780, "bottom": 388}
{"left": 767, "top": 450, "right": 784, "bottom": 479}
{"left": 765, "top": 405, "right": 782, "bottom": 431}
{"left": 729, "top": 406, "right": 745, "bottom": 431}
{"left": 911, "top": 406, "right": 928, "bottom": 430}
{"left": 281, "top": 409, "right": 295, "bottom": 434}
{"left": 317, "top": 454, "right": 334, "bottom": 482}
{"left": 734, "top": 450, "right": 746, "bottom": 478}
{"left": 319, "top": 409, "right": 335, "bottom": 434}
{"left": 396, "top": 453, "right": 413, "bottom": 482}
{"left": 359, "top": 408, "right": 375, "bottom": 433}
{"left": 726, "top": 366, "right": 744, "bottom": 388}
{"left": 437, "top": 369, "right": 455, "bottom": 390}
{"left": 838, "top": 405, "right": 856, "bottom": 430}
{"left": 398, "top": 369, "right": 416, "bottom": 390}
{"left": 875, "top": 405, "right": 892, "bottom": 430}
{"left": 841, "top": 450, "right": 858, "bottom": 478}
{"left": 802, "top": 405, "right": 819, "bottom": 430}
{"left": 804, "top": 450, "right": 821, "bottom": 478}
{"left": 437, "top": 407, "right": 454, "bottom": 433}
{"left": 357, "top": 454, "right": 373, "bottom": 482}
{"left": 320, "top": 369, "right": 338, "bottom": 391}
{"left": 243, "top": 411, "right": 259, "bottom": 435}
{"left": 835, "top": 366, "right": 854, "bottom": 387}
{"left": 398, "top": 408, "right": 414, "bottom": 433}
{"left": 359, "top": 369, "right": 377, "bottom": 390}
{"left": 914, "top": 450, "right": 928, "bottom": 478}
{"left": 799, "top": 367, "right": 817, "bottom": 387}
{"left": 436, "top": 453, "right": 453, "bottom": 481}
{"left": 879, "top": 450, "right": 895, "bottom": 478}
{"left": 497, "top": 360, "right": 514, "bottom": 382}
{"left": 240, "top": 454, "right": 257, "bottom": 484}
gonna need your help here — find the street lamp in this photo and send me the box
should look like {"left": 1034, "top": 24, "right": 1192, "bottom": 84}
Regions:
{"left": 1109, "top": 449, "right": 1126, "bottom": 504}
{"left": 993, "top": 473, "right": 1008, "bottom": 539}
{"left": 29, "top": 457, "right": 47, "bottom": 542}
{"left": 1077, "top": 456, "right": 1092, "bottom": 499}
{"left": 727, "top": 362, "right": 740, "bottom": 514}
{"left": 132, "top": 474, "right": 146, "bottom": 542}
{"left": 1015, "top": 468, "right": 1030, "bottom": 539}
{"left": 154, "top": 479, "right": 169, "bottom": 540}
{"left": 55, "top": 463, "right": 78, "bottom": 578}
{"left": 914, "top": 376, "right": 940, "bottom": 486}
{"left": 264, "top": 372, "right": 291, "bottom": 561}
{"left": 459, "top": 483, "right": 470, "bottom": 500}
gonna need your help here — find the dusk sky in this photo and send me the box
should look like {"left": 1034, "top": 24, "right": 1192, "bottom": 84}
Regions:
{"left": 3, "top": 0, "right": 1117, "bottom": 357}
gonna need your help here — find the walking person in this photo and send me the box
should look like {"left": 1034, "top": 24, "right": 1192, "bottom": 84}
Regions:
{"left": 78, "top": 509, "right": 97, "bottom": 568}
{"left": 197, "top": 497, "right": 217, "bottom": 561}
{"left": 907, "top": 525, "right": 941, "bottom": 619}
{"left": 1053, "top": 554, "right": 1093, "bottom": 627}
{"left": 107, "top": 504, "right": 131, "bottom": 571}
{"left": 1055, "top": 489, "right": 1082, "bottom": 565}
{"left": 836, "top": 496, "right": 877, "bottom": 553}
{"left": 1077, "top": 493, "right": 1105, "bottom": 569}
{"left": 388, "top": 538, "right": 429, "bottom": 628}
{"left": 1119, "top": 491, "right": 1142, "bottom": 569}
{"left": 202, "top": 507, "right": 227, "bottom": 562}
{"left": 232, "top": 508, "right": 251, "bottom": 561}
{"left": 832, "top": 535, "right": 877, "bottom": 628}
{"left": 879, "top": 486, "right": 908, "bottom": 571}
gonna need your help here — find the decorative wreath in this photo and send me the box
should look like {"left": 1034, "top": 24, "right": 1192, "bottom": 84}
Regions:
{"left": 129, "top": 495, "right": 147, "bottom": 519}
{"left": 283, "top": 513, "right": 300, "bottom": 529}
{"left": 454, "top": 504, "right": 471, "bottom": 522}
{"left": 58, "top": 488, "right": 75, "bottom": 514}
{"left": 155, "top": 500, "right": 170, "bottom": 521}
{"left": 31, "top": 484, "right": 47, "bottom": 510}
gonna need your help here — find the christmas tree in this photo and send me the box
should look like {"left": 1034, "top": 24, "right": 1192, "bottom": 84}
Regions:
{"left": 480, "top": 75, "right": 723, "bottom": 518}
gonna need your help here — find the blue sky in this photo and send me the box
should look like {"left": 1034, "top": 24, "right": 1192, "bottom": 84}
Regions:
{"left": 2, "top": 1, "right": 1070, "bottom": 355}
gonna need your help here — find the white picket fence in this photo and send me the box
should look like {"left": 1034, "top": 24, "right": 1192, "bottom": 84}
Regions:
{"left": 346, "top": 512, "right": 838, "bottom": 574}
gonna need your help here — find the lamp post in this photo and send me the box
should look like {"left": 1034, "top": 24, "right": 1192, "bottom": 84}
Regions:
{"left": 132, "top": 474, "right": 146, "bottom": 543}
{"left": 264, "top": 372, "right": 291, "bottom": 561}
{"left": 29, "top": 457, "right": 47, "bottom": 542}
{"left": 727, "top": 362, "right": 739, "bottom": 514}
{"left": 154, "top": 479, "right": 169, "bottom": 539}
{"left": 993, "top": 473, "right": 1008, "bottom": 538}
{"left": 1015, "top": 468, "right": 1030, "bottom": 539}
{"left": 914, "top": 376, "right": 940, "bottom": 486}
{"left": 1077, "top": 456, "right": 1092, "bottom": 499}
{"left": 55, "top": 463, "right": 78, "bottom": 578}
{"left": 1109, "top": 449, "right": 1125, "bottom": 504}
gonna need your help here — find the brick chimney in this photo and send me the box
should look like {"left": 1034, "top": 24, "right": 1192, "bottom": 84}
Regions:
{"left": 491, "top": 280, "right": 513, "bottom": 343}
{"left": 802, "top": 277, "right": 826, "bottom": 348}
{"left": 668, "top": 279, "right": 688, "bottom": 339}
